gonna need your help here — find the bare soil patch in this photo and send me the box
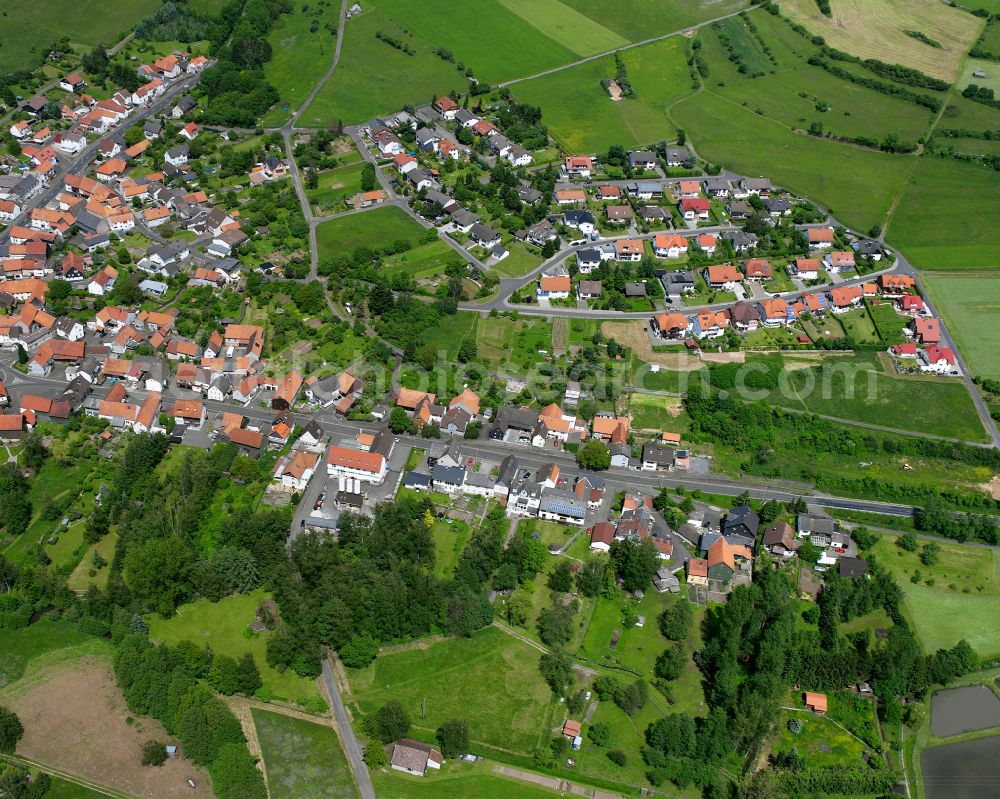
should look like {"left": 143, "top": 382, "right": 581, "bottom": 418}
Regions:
{"left": 606, "top": 80, "right": 623, "bottom": 101}
{"left": 9, "top": 660, "right": 214, "bottom": 799}
{"left": 700, "top": 351, "right": 745, "bottom": 364}
{"left": 979, "top": 475, "right": 1000, "bottom": 501}
{"left": 601, "top": 321, "right": 704, "bottom": 370}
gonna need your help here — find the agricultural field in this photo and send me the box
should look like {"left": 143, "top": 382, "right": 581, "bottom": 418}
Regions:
{"left": 0, "top": 0, "right": 159, "bottom": 71}
{"left": 887, "top": 157, "right": 1000, "bottom": 270}
{"left": 923, "top": 273, "right": 1000, "bottom": 379}
{"left": 346, "top": 626, "right": 553, "bottom": 755}
{"left": 497, "top": 0, "right": 628, "bottom": 54}
{"left": 559, "top": 0, "right": 752, "bottom": 41}
{"left": 701, "top": 11, "right": 937, "bottom": 146}
{"left": 512, "top": 37, "right": 691, "bottom": 152}
{"left": 253, "top": 710, "right": 359, "bottom": 799}
{"left": 316, "top": 206, "right": 428, "bottom": 257}
{"left": 750, "top": 354, "right": 988, "bottom": 442}
{"left": 262, "top": 0, "right": 342, "bottom": 126}
{"left": 0, "top": 619, "right": 108, "bottom": 691}
{"left": 671, "top": 90, "right": 912, "bottom": 234}
{"left": 147, "top": 590, "right": 322, "bottom": 707}
{"left": 780, "top": 0, "right": 983, "bottom": 82}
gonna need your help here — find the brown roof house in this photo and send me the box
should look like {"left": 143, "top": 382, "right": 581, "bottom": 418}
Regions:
{"left": 761, "top": 522, "right": 800, "bottom": 559}
{"left": 390, "top": 739, "right": 443, "bottom": 776}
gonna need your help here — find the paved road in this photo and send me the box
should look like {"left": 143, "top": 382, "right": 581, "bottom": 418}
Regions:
{"left": 321, "top": 654, "right": 375, "bottom": 799}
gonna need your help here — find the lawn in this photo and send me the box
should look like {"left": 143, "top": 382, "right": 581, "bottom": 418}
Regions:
{"left": 773, "top": 708, "right": 870, "bottom": 767}
{"left": 756, "top": 354, "right": 989, "bottom": 442}
{"left": 496, "top": 0, "right": 628, "bottom": 55}
{"left": 780, "top": 0, "right": 983, "bottom": 83}
{"left": 867, "top": 301, "right": 910, "bottom": 345}
{"left": 432, "top": 519, "right": 471, "bottom": 579}
{"left": 0, "top": 619, "right": 109, "bottom": 693}
{"left": 0, "top": 0, "right": 159, "bottom": 71}
{"left": 370, "top": 761, "right": 574, "bottom": 799}
{"left": 347, "top": 626, "right": 553, "bottom": 755}
{"left": 67, "top": 531, "right": 118, "bottom": 592}
{"left": 671, "top": 91, "right": 913, "bottom": 235}
{"left": 559, "top": 0, "right": 752, "bottom": 41}
{"left": 316, "top": 206, "right": 427, "bottom": 257}
{"left": 923, "top": 273, "right": 1000, "bottom": 379}
{"left": 147, "top": 590, "right": 322, "bottom": 707}
{"left": 262, "top": 0, "right": 343, "bottom": 126}
{"left": 627, "top": 392, "right": 685, "bottom": 433}
{"left": 871, "top": 536, "right": 1000, "bottom": 596}
{"left": 475, "top": 315, "right": 518, "bottom": 367}
{"left": 512, "top": 36, "right": 691, "bottom": 152}
{"left": 253, "top": 710, "right": 359, "bottom": 799}
{"left": 492, "top": 245, "right": 542, "bottom": 278}
{"left": 838, "top": 308, "right": 879, "bottom": 344}
{"left": 307, "top": 162, "right": 367, "bottom": 213}
{"left": 887, "top": 157, "right": 1000, "bottom": 270}
{"left": 578, "top": 590, "right": 672, "bottom": 677}
{"left": 383, "top": 240, "right": 465, "bottom": 282}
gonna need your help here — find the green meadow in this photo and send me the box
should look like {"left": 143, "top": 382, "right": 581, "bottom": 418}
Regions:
{"left": 923, "top": 273, "right": 1000, "bottom": 379}
{"left": 316, "top": 206, "right": 428, "bottom": 257}
{"left": 559, "top": 0, "right": 752, "bottom": 41}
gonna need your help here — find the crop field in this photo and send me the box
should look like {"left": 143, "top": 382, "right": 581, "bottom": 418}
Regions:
{"left": 749, "top": 355, "right": 988, "bottom": 442}
{"left": 887, "top": 158, "right": 1000, "bottom": 270}
{"left": 513, "top": 36, "right": 690, "bottom": 152}
{"left": 780, "top": 0, "right": 983, "bottom": 83}
{"left": 923, "top": 273, "right": 1000, "bottom": 379}
{"left": 496, "top": 0, "right": 628, "bottom": 55}
{"left": 347, "top": 626, "right": 552, "bottom": 755}
{"left": 316, "top": 206, "right": 427, "bottom": 257}
{"left": 701, "top": 12, "right": 936, "bottom": 145}
{"left": 0, "top": 0, "right": 159, "bottom": 71}
{"left": 671, "top": 91, "right": 911, "bottom": 235}
{"left": 263, "top": 0, "right": 342, "bottom": 126}
{"left": 147, "top": 590, "right": 322, "bottom": 706}
{"left": 559, "top": 0, "right": 752, "bottom": 41}
{"left": 302, "top": 4, "right": 468, "bottom": 126}
{"left": 253, "top": 710, "right": 359, "bottom": 799}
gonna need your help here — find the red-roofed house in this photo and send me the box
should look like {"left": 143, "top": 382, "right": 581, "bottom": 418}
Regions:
{"left": 912, "top": 317, "right": 940, "bottom": 344}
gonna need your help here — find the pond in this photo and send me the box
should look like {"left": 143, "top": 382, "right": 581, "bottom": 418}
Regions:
{"left": 931, "top": 684, "right": 1000, "bottom": 738}
{"left": 922, "top": 734, "right": 1000, "bottom": 799}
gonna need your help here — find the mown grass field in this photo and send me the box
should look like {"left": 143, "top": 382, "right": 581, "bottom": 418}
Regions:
{"left": 753, "top": 355, "right": 988, "bottom": 442}
{"left": 496, "top": 0, "right": 628, "bottom": 55}
{"left": 872, "top": 536, "right": 1000, "bottom": 596}
{"left": 671, "top": 91, "right": 912, "bottom": 234}
{"left": 307, "top": 162, "right": 367, "bottom": 213}
{"left": 701, "top": 11, "right": 937, "bottom": 146}
{"left": 148, "top": 590, "right": 322, "bottom": 706}
{"left": 899, "top": 583, "right": 1000, "bottom": 658}
{"left": 262, "top": 0, "right": 342, "bottom": 126}
{"left": 512, "top": 37, "right": 690, "bottom": 152}
{"left": 253, "top": 710, "right": 359, "bottom": 799}
{"left": 887, "top": 157, "right": 1000, "bottom": 270}
{"left": 923, "top": 273, "right": 1000, "bottom": 379}
{"left": 316, "top": 206, "right": 427, "bottom": 256}
{"left": 780, "top": 0, "right": 983, "bottom": 82}
{"left": 302, "top": 3, "right": 467, "bottom": 126}
{"left": 0, "top": 0, "right": 159, "bottom": 71}
{"left": 347, "top": 626, "right": 552, "bottom": 755}
{"left": 431, "top": 519, "right": 470, "bottom": 579}
{"left": 559, "top": 0, "right": 752, "bottom": 41}
{"left": 370, "top": 762, "right": 572, "bottom": 799}
{"left": 0, "top": 619, "right": 108, "bottom": 692}
{"left": 383, "top": 240, "right": 465, "bottom": 281}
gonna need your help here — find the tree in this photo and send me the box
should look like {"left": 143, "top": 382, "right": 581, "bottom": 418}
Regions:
{"left": 363, "top": 741, "right": 387, "bottom": 768}
{"left": 208, "top": 654, "right": 242, "bottom": 695}
{"left": 235, "top": 653, "right": 262, "bottom": 696}
{"left": 654, "top": 642, "right": 686, "bottom": 681}
{"left": 209, "top": 743, "right": 267, "bottom": 799}
{"left": 609, "top": 537, "right": 659, "bottom": 593}
{"left": 575, "top": 558, "right": 606, "bottom": 598}
{"left": 457, "top": 337, "right": 477, "bottom": 363}
{"left": 920, "top": 541, "right": 941, "bottom": 566}
{"left": 436, "top": 718, "right": 469, "bottom": 757}
{"left": 539, "top": 650, "right": 574, "bottom": 696}
{"left": 503, "top": 589, "right": 532, "bottom": 626}
{"left": 898, "top": 532, "right": 919, "bottom": 552}
{"left": 576, "top": 440, "right": 610, "bottom": 471}
{"left": 142, "top": 739, "right": 168, "bottom": 766}
{"left": 0, "top": 706, "right": 24, "bottom": 753}
{"left": 463, "top": 422, "right": 481, "bottom": 440}
{"left": 658, "top": 599, "right": 693, "bottom": 641}
{"left": 588, "top": 721, "right": 611, "bottom": 746}
{"left": 852, "top": 526, "right": 878, "bottom": 551}
{"left": 388, "top": 407, "right": 412, "bottom": 434}
{"left": 340, "top": 634, "right": 379, "bottom": 668}
{"left": 305, "top": 167, "right": 319, "bottom": 190}
{"left": 47, "top": 278, "right": 73, "bottom": 301}
{"left": 537, "top": 603, "right": 575, "bottom": 647}
{"left": 361, "top": 162, "right": 377, "bottom": 192}
{"left": 20, "top": 432, "right": 46, "bottom": 470}
{"left": 547, "top": 560, "right": 574, "bottom": 593}
{"left": 374, "top": 699, "right": 411, "bottom": 743}
{"left": 15, "top": 344, "right": 27, "bottom": 365}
